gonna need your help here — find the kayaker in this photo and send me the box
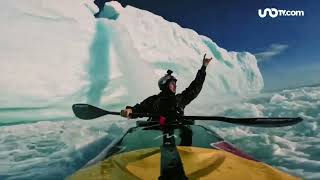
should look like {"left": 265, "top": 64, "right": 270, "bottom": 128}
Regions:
{"left": 121, "top": 54, "right": 212, "bottom": 145}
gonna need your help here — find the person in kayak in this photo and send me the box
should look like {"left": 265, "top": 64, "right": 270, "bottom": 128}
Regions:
{"left": 121, "top": 54, "right": 212, "bottom": 145}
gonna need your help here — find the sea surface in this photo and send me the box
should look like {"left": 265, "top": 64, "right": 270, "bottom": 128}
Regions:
{"left": 0, "top": 85, "right": 319, "bottom": 180}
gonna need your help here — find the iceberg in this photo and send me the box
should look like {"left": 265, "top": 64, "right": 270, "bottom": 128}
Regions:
{"left": 0, "top": 0, "right": 263, "bottom": 115}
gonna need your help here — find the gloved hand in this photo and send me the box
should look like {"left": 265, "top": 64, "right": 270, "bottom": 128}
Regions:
{"left": 120, "top": 108, "right": 132, "bottom": 119}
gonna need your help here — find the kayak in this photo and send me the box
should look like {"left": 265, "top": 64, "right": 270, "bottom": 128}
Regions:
{"left": 68, "top": 120, "right": 300, "bottom": 180}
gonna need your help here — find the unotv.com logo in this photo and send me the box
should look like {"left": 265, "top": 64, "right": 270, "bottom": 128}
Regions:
{"left": 258, "top": 8, "right": 304, "bottom": 18}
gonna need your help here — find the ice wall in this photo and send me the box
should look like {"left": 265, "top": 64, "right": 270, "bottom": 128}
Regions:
{"left": 0, "top": 0, "right": 97, "bottom": 107}
{"left": 97, "top": 1, "right": 263, "bottom": 113}
{"left": 0, "top": 0, "right": 263, "bottom": 124}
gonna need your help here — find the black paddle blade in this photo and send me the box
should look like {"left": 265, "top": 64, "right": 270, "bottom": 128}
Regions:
{"left": 230, "top": 117, "right": 304, "bottom": 127}
{"left": 72, "top": 104, "right": 108, "bottom": 120}
{"left": 184, "top": 116, "right": 303, "bottom": 127}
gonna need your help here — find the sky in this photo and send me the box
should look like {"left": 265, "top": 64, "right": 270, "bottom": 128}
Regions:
{"left": 96, "top": 0, "right": 320, "bottom": 91}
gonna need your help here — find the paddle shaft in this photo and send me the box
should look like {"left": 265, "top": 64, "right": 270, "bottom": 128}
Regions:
{"left": 72, "top": 104, "right": 303, "bottom": 127}
{"left": 103, "top": 111, "right": 303, "bottom": 127}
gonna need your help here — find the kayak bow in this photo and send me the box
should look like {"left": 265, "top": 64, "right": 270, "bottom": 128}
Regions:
{"left": 68, "top": 120, "right": 300, "bottom": 180}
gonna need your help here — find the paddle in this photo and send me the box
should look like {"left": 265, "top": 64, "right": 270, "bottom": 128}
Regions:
{"left": 72, "top": 104, "right": 303, "bottom": 127}
{"left": 72, "top": 104, "right": 159, "bottom": 120}
{"left": 183, "top": 116, "right": 303, "bottom": 127}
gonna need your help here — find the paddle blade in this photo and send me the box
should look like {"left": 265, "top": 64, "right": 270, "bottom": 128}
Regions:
{"left": 72, "top": 104, "right": 108, "bottom": 120}
{"left": 183, "top": 116, "right": 303, "bottom": 127}
{"left": 233, "top": 117, "right": 303, "bottom": 127}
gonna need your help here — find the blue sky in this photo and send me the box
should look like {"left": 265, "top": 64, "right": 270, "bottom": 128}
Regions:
{"left": 97, "top": 0, "right": 319, "bottom": 90}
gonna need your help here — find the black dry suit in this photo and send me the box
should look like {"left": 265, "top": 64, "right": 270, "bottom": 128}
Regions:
{"left": 128, "top": 66, "right": 207, "bottom": 146}
{"left": 128, "top": 66, "right": 207, "bottom": 120}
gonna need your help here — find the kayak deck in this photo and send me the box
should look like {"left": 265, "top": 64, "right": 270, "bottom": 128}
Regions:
{"left": 69, "top": 146, "right": 299, "bottom": 180}
{"left": 68, "top": 123, "right": 300, "bottom": 180}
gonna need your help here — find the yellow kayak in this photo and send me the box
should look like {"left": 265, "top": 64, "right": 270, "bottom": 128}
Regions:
{"left": 69, "top": 121, "right": 300, "bottom": 180}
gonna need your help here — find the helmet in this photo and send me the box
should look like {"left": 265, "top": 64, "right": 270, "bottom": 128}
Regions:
{"left": 158, "top": 70, "right": 177, "bottom": 90}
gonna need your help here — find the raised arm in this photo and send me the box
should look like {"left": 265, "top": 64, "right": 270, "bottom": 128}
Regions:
{"left": 177, "top": 54, "right": 212, "bottom": 108}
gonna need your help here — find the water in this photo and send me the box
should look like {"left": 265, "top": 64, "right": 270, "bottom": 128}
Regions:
{"left": 0, "top": 85, "right": 319, "bottom": 179}
{"left": 208, "top": 85, "right": 320, "bottom": 179}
